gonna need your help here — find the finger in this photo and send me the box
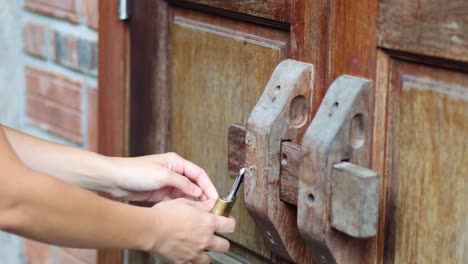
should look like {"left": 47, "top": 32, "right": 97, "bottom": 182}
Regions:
{"left": 214, "top": 215, "right": 236, "bottom": 234}
{"left": 160, "top": 168, "right": 203, "bottom": 197}
{"left": 206, "top": 235, "right": 230, "bottom": 253}
{"left": 191, "top": 252, "right": 211, "bottom": 264}
{"left": 169, "top": 187, "right": 186, "bottom": 198}
{"left": 203, "top": 198, "right": 217, "bottom": 209}
{"left": 183, "top": 199, "right": 214, "bottom": 212}
{"left": 165, "top": 154, "right": 219, "bottom": 200}
{"left": 199, "top": 193, "right": 208, "bottom": 202}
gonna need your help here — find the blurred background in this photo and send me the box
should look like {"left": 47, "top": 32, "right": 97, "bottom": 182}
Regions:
{"left": 0, "top": 0, "right": 98, "bottom": 263}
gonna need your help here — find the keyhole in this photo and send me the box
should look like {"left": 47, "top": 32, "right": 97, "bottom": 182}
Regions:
{"left": 307, "top": 193, "right": 315, "bottom": 205}
{"left": 350, "top": 113, "right": 365, "bottom": 149}
{"left": 281, "top": 153, "right": 288, "bottom": 166}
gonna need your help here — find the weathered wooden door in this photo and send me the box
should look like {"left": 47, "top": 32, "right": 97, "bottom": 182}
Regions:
{"left": 129, "top": 1, "right": 305, "bottom": 263}
{"left": 116, "top": 0, "right": 467, "bottom": 263}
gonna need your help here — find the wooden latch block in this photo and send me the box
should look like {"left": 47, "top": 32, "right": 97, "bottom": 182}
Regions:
{"left": 298, "top": 75, "right": 380, "bottom": 264}
{"left": 226, "top": 72, "right": 380, "bottom": 263}
{"left": 331, "top": 162, "right": 380, "bottom": 238}
{"left": 244, "top": 59, "right": 315, "bottom": 263}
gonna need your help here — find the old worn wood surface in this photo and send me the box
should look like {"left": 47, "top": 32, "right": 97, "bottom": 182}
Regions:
{"left": 122, "top": 0, "right": 467, "bottom": 262}
{"left": 227, "top": 124, "right": 246, "bottom": 178}
{"left": 245, "top": 59, "right": 314, "bottom": 263}
{"left": 125, "top": 0, "right": 382, "bottom": 262}
{"left": 384, "top": 61, "right": 468, "bottom": 263}
{"left": 325, "top": 0, "right": 377, "bottom": 88}
{"left": 129, "top": 0, "right": 170, "bottom": 156}
{"left": 97, "top": 0, "right": 129, "bottom": 158}
{"left": 299, "top": 75, "right": 374, "bottom": 264}
{"left": 97, "top": 0, "right": 128, "bottom": 262}
{"left": 227, "top": 127, "right": 302, "bottom": 207}
{"left": 378, "top": 0, "right": 468, "bottom": 63}
{"left": 171, "top": 0, "right": 290, "bottom": 23}
{"left": 169, "top": 8, "right": 289, "bottom": 260}
{"left": 330, "top": 162, "right": 380, "bottom": 238}
{"left": 373, "top": 50, "right": 390, "bottom": 263}
{"left": 279, "top": 141, "right": 301, "bottom": 206}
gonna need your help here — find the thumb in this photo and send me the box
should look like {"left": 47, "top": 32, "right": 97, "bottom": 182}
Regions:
{"left": 160, "top": 168, "right": 203, "bottom": 198}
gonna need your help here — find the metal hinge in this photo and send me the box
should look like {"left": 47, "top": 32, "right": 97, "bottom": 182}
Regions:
{"left": 118, "top": 0, "right": 131, "bottom": 20}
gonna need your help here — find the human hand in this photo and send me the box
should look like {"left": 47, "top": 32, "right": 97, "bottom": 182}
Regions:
{"left": 148, "top": 198, "right": 236, "bottom": 263}
{"left": 103, "top": 152, "right": 218, "bottom": 202}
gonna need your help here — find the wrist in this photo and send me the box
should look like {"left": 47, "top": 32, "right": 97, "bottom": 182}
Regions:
{"left": 74, "top": 153, "right": 119, "bottom": 193}
{"left": 133, "top": 207, "right": 162, "bottom": 252}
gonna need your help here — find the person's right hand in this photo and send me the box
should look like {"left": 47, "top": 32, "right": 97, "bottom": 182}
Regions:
{"left": 149, "top": 198, "right": 236, "bottom": 264}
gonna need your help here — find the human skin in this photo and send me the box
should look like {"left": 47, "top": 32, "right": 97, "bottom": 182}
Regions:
{"left": 0, "top": 125, "right": 235, "bottom": 263}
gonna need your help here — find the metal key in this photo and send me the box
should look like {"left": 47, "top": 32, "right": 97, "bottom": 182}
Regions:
{"left": 210, "top": 168, "right": 245, "bottom": 216}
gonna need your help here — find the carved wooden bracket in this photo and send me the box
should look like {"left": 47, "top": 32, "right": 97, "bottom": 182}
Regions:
{"left": 298, "top": 75, "right": 380, "bottom": 264}
{"left": 245, "top": 59, "right": 315, "bottom": 262}
{"left": 227, "top": 71, "right": 380, "bottom": 263}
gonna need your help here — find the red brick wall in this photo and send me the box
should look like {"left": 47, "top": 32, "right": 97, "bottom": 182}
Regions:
{"left": 22, "top": 0, "right": 99, "bottom": 263}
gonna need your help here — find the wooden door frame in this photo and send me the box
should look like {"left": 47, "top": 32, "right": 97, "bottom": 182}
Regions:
{"left": 97, "top": 0, "right": 129, "bottom": 263}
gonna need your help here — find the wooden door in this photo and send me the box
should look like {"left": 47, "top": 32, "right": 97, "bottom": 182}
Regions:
{"left": 128, "top": 1, "right": 309, "bottom": 263}
{"left": 377, "top": 1, "right": 467, "bottom": 262}
{"left": 98, "top": 0, "right": 467, "bottom": 263}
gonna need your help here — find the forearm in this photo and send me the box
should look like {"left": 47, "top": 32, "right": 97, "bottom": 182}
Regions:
{"left": 1, "top": 125, "right": 115, "bottom": 193}
{"left": 0, "top": 127, "right": 155, "bottom": 250}
{"left": 3, "top": 167, "right": 155, "bottom": 250}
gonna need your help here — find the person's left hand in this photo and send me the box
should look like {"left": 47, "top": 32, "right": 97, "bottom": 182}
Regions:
{"left": 101, "top": 152, "right": 218, "bottom": 203}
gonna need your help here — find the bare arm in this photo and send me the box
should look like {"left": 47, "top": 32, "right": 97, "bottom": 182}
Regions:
{"left": 2, "top": 125, "right": 218, "bottom": 202}
{"left": 0, "top": 127, "right": 155, "bottom": 249}
{"left": 2, "top": 125, "right": 115, "bottom": 193}
{"left": 0, "top": 128, "right": 235, "bottom": 263}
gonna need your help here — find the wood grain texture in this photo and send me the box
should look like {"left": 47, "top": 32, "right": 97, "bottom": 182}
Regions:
{"left": 129, "top": 0, "right": 170, "bottom": 156}
{"left": 384, "top": 61, "right": 468, "bottom": 263}
{"left": 326, "top": 0, "right": 377, "bottom": 87}
{"left": 279, "top": 141, "right": 301, "bottom": 206}
{"left": 299, "top": 75, "right": 374, "bottom": 264}
{"left": 172, "top": 0, "right": 290, "bottom": 23}
{"left": 97, "top": 0, "right": 127, "bottom": 262}
{"left": 324, "top": 1, "right": 380, "bottom": 262}
{"left": 127, "top": 0, "right": 381, "bottom": 262}
{"left": 97, "top": 0, "right": 129, "bottom": 158}
{"left": 378, "top": 0, "right": 468, "bottom": 62}
{"left": 290, "top": 0, "right": 327, "bottom": 120}
{"left": 245, "top": 59, "right": 314, "bottom": 263}
{"left": 227, "top": 124, "right": 246, "bottom": 178}
{"left": 330, "top": 162, "right": 380, "bottom": 238}
{"left": 127, "top": 2, "right": 169, "bottom": 261}
{"left": 374, "top": 50, "right": 391, "bottom": 264}
{"left": 227, "top": 132, "right": 303, "bottom": 208}
{"left": 169, "top": 9, "right": 289, "bottom": 259}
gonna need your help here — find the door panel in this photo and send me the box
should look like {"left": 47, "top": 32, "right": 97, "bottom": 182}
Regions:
{"left": 384, "top": 60, "right": 468, "bottom": 263}
{"left": 378, "top": 0, "right": 468, "bottom": 62}
{"left": 169, "top": 8, "right": 289, "bottom": 259}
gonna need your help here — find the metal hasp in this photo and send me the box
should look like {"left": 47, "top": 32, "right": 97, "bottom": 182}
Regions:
{"left": 118, "top": 0, "right": 130, "bottom": 20}
{"left": 298, "top": 75, "right": 381, "bottom": 264}
{"left": 245, "top": 59, "right": 315, "bottom": 263}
